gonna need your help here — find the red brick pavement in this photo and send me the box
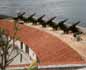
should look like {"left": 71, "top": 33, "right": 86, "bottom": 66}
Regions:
{"left": 0, "top": 20, "right": 85, "bottom": 66}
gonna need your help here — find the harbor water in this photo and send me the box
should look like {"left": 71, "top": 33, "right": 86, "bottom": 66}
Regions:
{"left": 0, "top": 0, "right": 86, "bottom": 27}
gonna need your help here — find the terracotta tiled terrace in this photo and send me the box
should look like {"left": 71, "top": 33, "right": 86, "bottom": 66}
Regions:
{"left": 0, "top": 19, "right": 86, "bottom": 66}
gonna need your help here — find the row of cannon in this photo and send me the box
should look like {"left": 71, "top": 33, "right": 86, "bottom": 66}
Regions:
{"left": 0, "top": 12, "right": 83, "bottom": 34}
{"left": 14, "top": 12, "right": 83, "bottom": 34}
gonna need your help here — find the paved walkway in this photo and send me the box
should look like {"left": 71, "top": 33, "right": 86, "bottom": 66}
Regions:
{"left": 24, "top": 22, "right": 86, "bottom": 61}
{"left": 0, "top": 19, "right": 86, "bottom": 67}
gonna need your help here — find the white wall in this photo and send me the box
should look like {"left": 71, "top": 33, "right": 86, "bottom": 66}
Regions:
{"left": 6, "top": 37, "right": 37, "bottom": 69}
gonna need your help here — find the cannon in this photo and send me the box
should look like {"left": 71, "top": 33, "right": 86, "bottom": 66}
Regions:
{"left": 46, "top": 16, "right": 56, "bottom": 25}
{"left": 12, "top": 12, "right": 26, "bottom": 22}
{"left": 32, "top": 14, "right": 46, "bottom": 25}
{"left": 17, "top": 12, "right": 26, "bottom": 20}
{"left": 41, "top": 16, "right": 56, "bottom": 27}
{"left": 49, "top": 19, "right": 68, "bottom": 31}
{"left": 59, "top": 21, "right": 82, "bottom": 34}
{"left": 27, "top": 13, "right": 36, "bottom": 23}
{"left": 68, "top": 21, "right": 80, "bottom": 31}
{"left": 68, "top": 21, "right": 82, "bottom": 33}
{"left": 45, "top": 16, "right": 56, "bottom": 27}
{"left": 37, "top": 15, "right": 46, "bottom": 23}
{"left": 17, "top": 12, "right": 25, "bottom": 18}
{"left": 52, "top": 19, "right": 68, "bottom": 30}
{"left": 53, "top": 19, "right": 69, "bottom": 33}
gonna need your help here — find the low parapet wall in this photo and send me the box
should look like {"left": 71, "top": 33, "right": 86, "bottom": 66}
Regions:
{"left": 38, "top": 64, "right": 86, "bottom": 70}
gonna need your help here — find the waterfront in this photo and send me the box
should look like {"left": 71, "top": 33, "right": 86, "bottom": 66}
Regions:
{"left": 0, "top": 0, "right": 86, "bottom": 27}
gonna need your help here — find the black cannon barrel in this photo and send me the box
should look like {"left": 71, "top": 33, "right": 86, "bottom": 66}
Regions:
{"left": 68, "top": 21, "right": 81, "bottom": 33}
{"left": 37, "top": 15, "right": 46, "bottom": 24}
{"left": 12, "top": 12, "right": 26, "bottom": 21}
{"left": 28, "top": 13, "right": 36, "bottom": 19}
{"left": 70, "top": 21, "right": 80, "bottom": 27}
{"left": 57, "top": 19, "right": 69, "bottom": 28}
{"left": 27, "top": 13, "right": 36, "bottom": 23}
{"left": 58, "top": 19, "right": 69, "bottom": 26}
{"left": 54, "top": 19, "right": 68, "bottom": 30}
{"left": 32, "top": 14, "right": 46, "bottom": 25}
{"left": 46, "top": 16, "right": 56, "bottom": 23}
{"left": 17, "top": 12, "right": 26, "bottom": 17}
{"left": 56, "top": 19, "right": 69, "bottom": 33}
{"left": 42, "top": 16, "right": 56, "bottom": 27}
{"left": 43, "top": 16, "right": 56, "bottom": 27}
{"left": 38, "top": 18, "right": 45, "bottom": 24}
{"left": 68, "top": 21, "right": 80, "bottom": 30}
{"left": 37, "top": 15, "right": 46, "bottom": 22}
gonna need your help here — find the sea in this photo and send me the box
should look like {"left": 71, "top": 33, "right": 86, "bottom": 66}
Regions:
{"left": 0, "top": 0, "right": 86, "bottom": 27}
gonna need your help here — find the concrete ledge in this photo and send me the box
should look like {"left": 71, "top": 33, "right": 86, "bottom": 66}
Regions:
{"left": 38, "top": 64, "right": 86, "bottom": 70}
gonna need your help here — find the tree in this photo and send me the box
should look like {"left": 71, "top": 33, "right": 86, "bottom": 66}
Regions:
{"left": 0, "top": 19, "right": 28, "bottom": 70}
{"left": 0, "top": 19, "right": 20, "bottom": 70}
{"left": 0, "top": 17, "right": 39, "bottom": 70}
